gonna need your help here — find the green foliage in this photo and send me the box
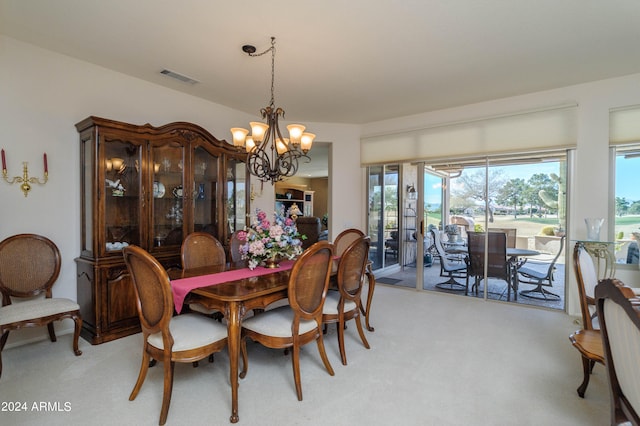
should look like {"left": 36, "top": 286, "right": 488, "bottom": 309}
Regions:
{"left": 539, "top": 225, "right": 556, "bottom": 236}
{"left": 474, "top": 223, "right": 484, "bottom": 232}
{"left": 617, "top": 231, "right": 624, "bottom": 239}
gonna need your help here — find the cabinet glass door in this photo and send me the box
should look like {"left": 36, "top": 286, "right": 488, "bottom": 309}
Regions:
{"left": 192, "top": 146, "right": 220, "bottom": 237}
{"left": 151, "top": 142, "right": 185, "bottom": 249}
{"left": 103, "top": 139, "right": 142, "bottom": 255}
{"left": 226, "top": 159, "right": 247, "bottom": 234}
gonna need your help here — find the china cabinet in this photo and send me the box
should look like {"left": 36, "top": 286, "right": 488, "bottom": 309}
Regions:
{"left": 75, "top": 116, "right": 248, "bottom": 344}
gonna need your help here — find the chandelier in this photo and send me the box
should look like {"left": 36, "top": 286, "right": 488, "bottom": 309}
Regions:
{"left": 231, "top": 37, "right": 315, "bottom": 184}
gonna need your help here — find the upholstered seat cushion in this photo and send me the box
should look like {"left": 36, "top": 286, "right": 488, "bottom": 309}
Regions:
{"left": 0, "top": 298, "right": 79, "bottom": 326}
{"left": 147, "top": 313, "right": 227, "bottom": 351}
{"left": 241, "top": 306, "right": 318, "bottom": 337}
{"left": 322, "top": 291, "right": 357, "bottom": 315}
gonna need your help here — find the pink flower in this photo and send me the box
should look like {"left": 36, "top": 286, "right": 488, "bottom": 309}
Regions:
{"left": 237, "top": 230, "right": 247, "bottom": 241}
{"left": 285, "top": 218, "right": 294, "bottom": 227}
{"left": 257, "top": 210, "right": 267, "bottom": 221}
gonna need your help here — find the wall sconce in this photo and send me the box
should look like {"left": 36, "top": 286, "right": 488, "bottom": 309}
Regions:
{"left": 407, "top": 184, "right": 417, "bottom": 200}
{"left": 250, "top": 183, "right": 263, "bottom": 201}
{"left": 1, "top": 149, "right": 49, "bottom": 197}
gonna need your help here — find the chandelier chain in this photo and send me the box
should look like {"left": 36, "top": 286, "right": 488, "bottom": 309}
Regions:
{"left": 246, "top": 37, "right": 276, "bottom": 108}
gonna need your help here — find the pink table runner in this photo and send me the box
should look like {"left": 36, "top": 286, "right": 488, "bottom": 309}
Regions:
{"left": 171, "top": 260, "right": 295, "bottom": 313}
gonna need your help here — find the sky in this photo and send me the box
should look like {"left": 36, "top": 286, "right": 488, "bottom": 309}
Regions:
{"left": 616, "top": 156, "right": 640, "bottom": 202}
{"left": 423, "top": 157, "right": 639, "bottom": 206}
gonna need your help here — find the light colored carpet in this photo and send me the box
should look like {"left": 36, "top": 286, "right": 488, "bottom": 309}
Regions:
{"left": 0, "top": 285, "right": 608, "bottom": 425}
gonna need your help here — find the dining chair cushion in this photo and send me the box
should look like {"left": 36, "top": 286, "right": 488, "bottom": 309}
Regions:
{"left": 241, "top": 306, "right": 319, "bottom": 338}
{"left": 147, "top": 314, "right": 228, "bottom": 352}
{"left": 322, "top": 291, "right": 357, "bottom": 315}
{"left": 0, "top": 298, "right": 80, "bottom": 325}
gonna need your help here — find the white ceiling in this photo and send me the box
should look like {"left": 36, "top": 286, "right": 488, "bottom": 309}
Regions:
{"left": 3, "top": 0, "right": 640, "bottom": 126}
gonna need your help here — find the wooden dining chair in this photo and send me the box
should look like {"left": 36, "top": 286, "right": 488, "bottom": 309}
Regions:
{"left": 181, "top": 232, "right": 226, "bottom": 317}
{"left": 569, "top": 241, "right": 605, "bottom": 398}
{"left": 595, "top": 278, "right": 640, "bottom": 426}
{"left": 334, "top": 228, "right": 365, "bottom": 257}
{"left": 229, "top": 231, "right": 245, "bottom": 263}
{"left": 0, "top": 233, "right": 83, "bottom": 379}
{"left": 322, "top": 236, "right": 371, "bottom": 365}
{"left": 333, "top": 228, "right": 377, "bottom": 332}
{"left": 123, "top": 245, "right": 228, "bottom": 425}
{"left": 181, "top": 232, "right": 226, "bottom": 270}
{"left": 239, "top": 241, "right": 335, "bottom": 401}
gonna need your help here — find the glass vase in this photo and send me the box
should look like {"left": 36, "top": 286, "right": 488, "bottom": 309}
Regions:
{"left": 584, "top": 218, "right": 604, "bottom": 241}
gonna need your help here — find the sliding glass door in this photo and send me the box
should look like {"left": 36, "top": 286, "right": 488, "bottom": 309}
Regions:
{"left": 367, "top": 165, "right": 399, "bottom": 271}
{"left": 368, "top": 152, "right": 569, "bottom": 311}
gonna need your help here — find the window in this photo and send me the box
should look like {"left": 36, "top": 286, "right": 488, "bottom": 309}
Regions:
{"left": 612, "top": 145, "right": 640, "bottom": 265}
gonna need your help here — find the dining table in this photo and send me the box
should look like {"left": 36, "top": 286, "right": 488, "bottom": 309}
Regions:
{"left": 169, "top": 258, "right": 377, "bottom": 423}
{"left": 170, "top": 260, "right": 293, "bottom": 423}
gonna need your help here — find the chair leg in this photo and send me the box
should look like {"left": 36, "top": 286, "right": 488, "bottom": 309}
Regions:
{"left": 577, "top": 355, "right": 592, "bottom": 398}
{"left": 291, "top": 344, "right": 303, "bottom": 401}
{"left": 47, "top": 322, "right": 57, "bottom": 342}
{"left": 239, "top": 337, "right": 249, "bottom": 379}
{"left": 159, "top": 359, "right": 175, "bottom": 425}
{"left": 129, "top": 349, "right": 151, "bottom": 401}
{"left": 0, "top": 331, "right": 6, "bottom": 379}
{"left": 354, "top": 314, "right": 370, "bottom": 351}
{"left": 315, "top": 333, "right": 335, "bottom": 377}
{"left": 337, "top": 318, "right": 347, "bottom": 365}
{"left": 72, "top": 314, "right": 82, "bottom": 356}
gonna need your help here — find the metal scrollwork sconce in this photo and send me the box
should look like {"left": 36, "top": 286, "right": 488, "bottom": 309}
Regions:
{"left": 1, "top": 149, "right": 49, "bottom": 197}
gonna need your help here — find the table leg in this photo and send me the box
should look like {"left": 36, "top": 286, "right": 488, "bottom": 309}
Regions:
{"left": 226, "top": 301, "right": 241, "bottom": 423}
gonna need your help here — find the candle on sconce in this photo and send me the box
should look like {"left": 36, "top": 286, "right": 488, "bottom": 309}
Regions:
{"left": 1, "top": 149, "right": 6, "bottom": 171}
{"left": 44, "top": 153, "right": 48, "bottom": 174}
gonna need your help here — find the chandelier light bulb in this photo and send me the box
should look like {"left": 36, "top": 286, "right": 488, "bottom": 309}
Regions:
{"left": 250, "top": 122, "right": 269, "bottom": 143}
{"left": 275, "top": 138, "right": 289, "bottom": 155}
{"left": 231, "top": 128, "right": 249, "bottom": 147}
{"left": 245, "top": 137, "right": 256, "bottom": 153}
{"left": 300, "top": 133, "right": 315, "bottom": 153}
{"left": 286, "top": 124, "right": 305, "bottom": 145}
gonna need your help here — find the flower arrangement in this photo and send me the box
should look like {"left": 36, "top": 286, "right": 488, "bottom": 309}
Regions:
{"left": 237, "top": 209, "right": 305, "bottom": 270}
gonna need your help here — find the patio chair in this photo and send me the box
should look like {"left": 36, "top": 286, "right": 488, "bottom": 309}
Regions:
{"left": 430, "top": 228, "right": 467, "bottom": 292}
{"left": 466, "top": 231, "right": 516, "bottom": 301}
{"left": 518, "top": 235, "right": 565, "bottom": 300}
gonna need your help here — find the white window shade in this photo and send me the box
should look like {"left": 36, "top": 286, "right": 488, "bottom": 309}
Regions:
{"left": 361, "top": 105, "right": 577, "bottom": 165}
{"left": 610, "top": 105, "right": 640, "bottom": 146}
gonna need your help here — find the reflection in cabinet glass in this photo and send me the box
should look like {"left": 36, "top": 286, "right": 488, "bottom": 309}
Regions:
{"left": 76, "top": 116, "right": 248, "bottom": 344}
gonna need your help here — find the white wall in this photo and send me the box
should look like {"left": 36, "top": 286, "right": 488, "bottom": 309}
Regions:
{"left": 363, "top": 73, "right": 640, "bottom": 317}
{"left": 0, "top": 35, "right": 362, "bottom": 345}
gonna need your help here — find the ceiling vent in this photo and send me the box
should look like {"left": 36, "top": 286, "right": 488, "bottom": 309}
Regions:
{"left": 160, "top": 69, "right": 199, "bottom": 85}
